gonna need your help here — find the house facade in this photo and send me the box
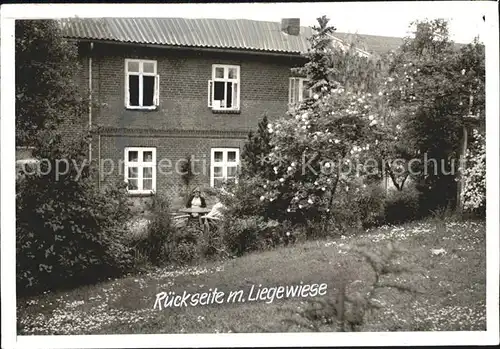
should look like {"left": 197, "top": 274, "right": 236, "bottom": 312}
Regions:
{"left": 61, "top": 17, "right": 403, "bottom": 205}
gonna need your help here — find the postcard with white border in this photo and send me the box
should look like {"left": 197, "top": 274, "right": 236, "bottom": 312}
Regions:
{"left": 1, "top": 1, "right": 499, "bottom": 348}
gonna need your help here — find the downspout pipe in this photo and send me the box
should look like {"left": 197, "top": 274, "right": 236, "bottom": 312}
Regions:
{"left": 98, "top": 133, "right": 101, "bottom": 190}
{"left": 88, "top": 42, "right": 93, "bottom": 163}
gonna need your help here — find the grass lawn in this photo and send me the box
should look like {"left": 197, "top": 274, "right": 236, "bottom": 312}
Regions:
{"left": 17, "top": 219, "right": 486, "bottom": 334}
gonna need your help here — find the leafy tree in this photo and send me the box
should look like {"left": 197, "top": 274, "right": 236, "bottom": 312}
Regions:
{"left": 15, "top": 19, "right": 87, "bottom": 145}
{"left": 240, "top": 114, "right": 274, "bottom": 179}
{"left": 379, "top": 19, "right": 485, "bottom": 210}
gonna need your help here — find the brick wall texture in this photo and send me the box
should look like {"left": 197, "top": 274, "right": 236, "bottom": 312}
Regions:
{"left": 75, "top": 42, "right": 305, "bottom": 198}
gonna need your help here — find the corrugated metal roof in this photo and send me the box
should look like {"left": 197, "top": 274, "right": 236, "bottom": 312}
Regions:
{"left": 61, "top": 17, "right": 405, "bottom": 55}
{"left": 61, "top": 17, "right": 313, "bottom": 54}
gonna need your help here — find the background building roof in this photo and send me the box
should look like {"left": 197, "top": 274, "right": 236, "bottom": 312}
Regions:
{"left": 61, "top": 17, "right": 404, "bottom": 55}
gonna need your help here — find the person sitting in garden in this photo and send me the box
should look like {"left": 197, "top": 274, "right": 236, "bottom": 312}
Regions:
{"left": 185, "top": 187, "right": 206, "bottom": 217}
{"left": 199, "top": 194, "right": 226, "bottom": 229}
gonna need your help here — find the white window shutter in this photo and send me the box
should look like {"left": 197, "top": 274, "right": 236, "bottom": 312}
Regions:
{"left": 232, "top": 82, "right": 239, "bottom": 110}
{"left": 125, "top": 75, "right": 130, "bottom": 107}
{"left": 289, "top": 78, "right": 295, "bottom": 104}
{"left": 208, "top": 80, "right": 213, "bottom": 107}
{"left": 154, "top": 74, "right": 160, "bottom": 106}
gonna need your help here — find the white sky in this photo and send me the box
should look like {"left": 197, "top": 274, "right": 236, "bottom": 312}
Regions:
{"left": 2, "top": 2, "right": 493, "bottom": 44}
{"left": 145, "top": 1, "right": 489, "bottom": 44}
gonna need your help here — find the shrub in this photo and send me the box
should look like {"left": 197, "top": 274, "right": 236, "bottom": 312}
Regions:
{"left": 16, "top": 167, "right": 134, "bottom": 295}
{"left": 331, "top": 183, "right": 386, "bottom": 232}
{"left": 165, "top": 225, "right": 203, "bottom": 265}
{"left": 356, "top": 184, "right": 386, "bottom": 227}
{"left": 383, "top": 186, "right": 421, "bottom": 224}
{"left": 220, "top": 215, "right": 282, "bottom": 256}
{"left": 217, "top": 176, "right": 268, "bottom": 218}
{"left": 132, "top": 193, "right": 223, "bottom": 266}
{"left": 133, "top": 193, "right": 177, "bottom": 266}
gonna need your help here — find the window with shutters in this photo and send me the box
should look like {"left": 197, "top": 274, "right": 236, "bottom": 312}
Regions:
{"left": 125, "top": 59, "right": 159, "bottom": 110}
{"left": 124, "top": 147, "right": 156, "bottom": 194}
{"left": 210, "top": 148, "right": 240, "bottom": 188}
{"left": 289, "top": 77, "right": 312, "bottom": 105}
{"left": 208, "top": 65, "right": 240, "bottom": 112}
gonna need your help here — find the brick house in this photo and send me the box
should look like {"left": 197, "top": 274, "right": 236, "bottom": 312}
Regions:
{"left": 60, "top": 17, "right": 403, "bottom": 208}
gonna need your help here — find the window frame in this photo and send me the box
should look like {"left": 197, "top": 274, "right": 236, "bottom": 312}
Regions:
{"left": 288, "top": 77, "right": 313, "bottom": 105}
{"left": 210, "top": 148, "right": 240, "bottom": 187}
{"left": 124, "top": 147, "right": 157, "bottom": 194}
{"left": 124, "top": 59, "right": 159, "bottom": 110}
{"left": 208, "top": 64, "right": 241, "bottom": 111}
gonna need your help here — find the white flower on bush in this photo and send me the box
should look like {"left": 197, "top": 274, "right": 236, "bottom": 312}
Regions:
{"left": 279, "top": 178, "right": 285, "bottom": 183}
{"left": 368, "top": 115, "right": 374, "bottom": 121}
{"left": 313, "top": 94, "right": 319, "bottom": 100}
{"left": 308, "top": 198, "right": 314, "bottom": 204}
{"left": 461, "top": 129, "right": 486, "bottom": 212}
{"left": 260, "top": 196, "right": 265, "bottom": 201}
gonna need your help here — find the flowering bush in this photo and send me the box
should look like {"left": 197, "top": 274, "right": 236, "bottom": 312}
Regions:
{"left": 239, "top": 16, "right": 390, "bottom": 227}
{"left": 461, "top": 129, "right": 486, "bottom": 215}
{"left": 261, "top": 82, "right": 386, "bottom": 222}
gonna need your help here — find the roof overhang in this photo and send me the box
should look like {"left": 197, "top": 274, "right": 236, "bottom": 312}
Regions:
{"left": 68, "top": 37, "right": 308, "bottom": 58}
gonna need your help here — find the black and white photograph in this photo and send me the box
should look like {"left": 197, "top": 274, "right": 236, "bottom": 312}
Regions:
{"left": 1, "top": 2, "right": 499, "bottom": 348}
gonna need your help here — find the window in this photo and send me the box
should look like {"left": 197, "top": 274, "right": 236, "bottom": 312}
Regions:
{"left": 124, "top": 147, "right": 156, "bottom": 194}
{"left": 289, "top": 77, "right": 312, "bottom": 105}
{"left": 210, "top": 148, "right": 240, "bottom": 187}
{"left": 125, "top": 59, "right": 159, "bottom": 109}
{"left": 208, "top": 65, "right": 240, "bottom": 111}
